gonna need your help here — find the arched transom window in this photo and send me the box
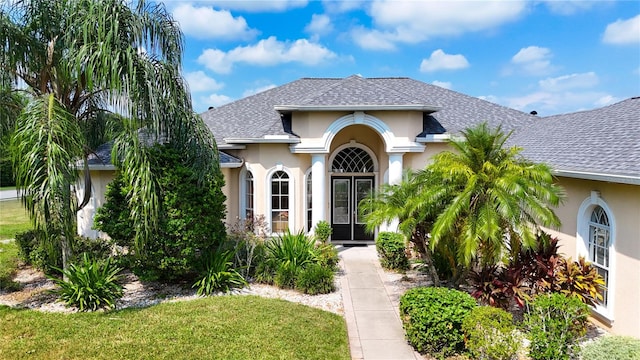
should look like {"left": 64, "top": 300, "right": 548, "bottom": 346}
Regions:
{"left": 331, "top": 147, "right": 374, "bottom": 173}
{"left": 589, "top": 206, "right": 610, "bottom": 306}
{"left": 271, "top": 171, "right": 290, "bottom": 233}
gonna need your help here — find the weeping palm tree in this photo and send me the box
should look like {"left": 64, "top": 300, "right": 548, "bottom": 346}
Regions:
{"left": 0, "top": 0, "right": 219, "bottom": 272}
{"left": 426, "top": 123, "right": 564, "bottom": 266}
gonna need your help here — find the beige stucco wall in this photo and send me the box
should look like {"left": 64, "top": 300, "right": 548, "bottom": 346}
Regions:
{"left": 546, "top": 177, "right": 640, "bottom": 337}
{"left": 77, "top": 169, "right": 116, "bottom": 239}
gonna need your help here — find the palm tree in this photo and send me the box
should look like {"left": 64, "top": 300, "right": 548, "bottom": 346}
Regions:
{"left": 0, "top": 0, "right": 219, "bottom": 272}
{"left": 426, "top": 123, "right": 564, "bottom": 266}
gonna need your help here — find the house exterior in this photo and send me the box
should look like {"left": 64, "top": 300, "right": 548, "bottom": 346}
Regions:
{"left": 78, "top": 75, "right": 639, "bottom": 337}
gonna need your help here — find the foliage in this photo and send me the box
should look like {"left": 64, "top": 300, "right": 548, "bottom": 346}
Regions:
{"left": 261, "top": 229, "right": 317, "bottom": 285}
{"left": 296, "top": 263, "right": 335, "bottom": 295}
{"left": 468, "top": 264, "right": 531, "bottom": 309}
{"left": 2, "top": 0, "right": 220, "bottom": 273}
{"left": 399, "top": 287, "right": 477, "bottom": 359}
{"left": 225, "top": 215, "right": 269, "bottom": 279}
{"left": 512, "top": 232, "right": 561, "bottom": 294}
{"left": 193, "top": 250, "right": 247, "bottom": 296}
{"left": 554, "top": 256, "right": 605, "bottom": 306}
{"left": 274, "top": 263, "right": 300, "bottom": 289}
{"left": 95, "top": 144, "right": 226, "bottom": 282}
{"left": 524, "top": 293, "right": 589, "bottom": 360}
{"left": 579, "top": 335, "right": 640, "bottom": 360}
{"left": 313, "top": 220, "right": 332, "bottom": 243}
{"left": 0, "top": 241, "right": 21, "bottom": 291}
{"left": 315, "top": 243, "right": 340, "bottom": 271}
{"left": 462, "top": 306, "right": 521, "bottom": 360}
{"left": 50, "top": 253, "right": 123, "bottom": 311}
{"left": 375, "top": 232, "right": 410, "bottom": 271}
{"left": 0, "top": 296, "right": 350, "bottom": 360}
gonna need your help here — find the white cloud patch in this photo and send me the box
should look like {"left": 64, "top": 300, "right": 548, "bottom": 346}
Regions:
{"left": 542, "top": 0, "right": 596, "bottom": 15}
{"left": 203, "top": 93, "right": 233, "bottom": 108}
{"left": 305, "top": 14, "right": 333, "bottom": 38}
{"left": 184, "top": 71, "right": 225, "bottom": 92}
{"left": 352, "top": 0, "right": 526, "bottom": 50}
{"left": 172, "top": 4, "right": 257, "bottom": 40}
{"left": 198, "top": 36, "right": 337, "bottom": 74}
{"left": 351, "top": 27, "right": 397, "bottom": 50}
{"left": 420, "top": 50, "right": 469, "bottom": 72}
{"left": 538, "top": 72, "right": 598, "bottom": 92}
{"left": 431, "top": 81, "right": 452, "bottom": 89}
{"left": 205, "top": 0, "right": 308, "bottom": 12}
{"left": 242, "top": 84, "right": 277, "bottom": 97}
{"left": 509, "top": 46, "right": 555, "bottom": 76}
{"left": 603, "top": 14, "right": 640, "bottom": 45}
{"left": 505, "top": 91, "right": 618, "bottom": 114}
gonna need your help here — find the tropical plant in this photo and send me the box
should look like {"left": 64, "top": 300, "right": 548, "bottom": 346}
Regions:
{"left": 193, "top": 250, "right": 247, "bottom": 296}
{"left": 263, "top": 230, "right": 317, "bottom": 280}
{"left": 375, "top": 231, "right": 410, "bottom": 271}
{"left": 399, "top": 286, "right": 477, "bottom": 359}
{"left": 462, "top": 306, "right": 521, "bottom": 360}
{"left": 315, "top": 243, "right": 340, "bottom": 271}
{"left": 94, "top": 144, "right": 226, "bottom": 281}
{"left": 313, "top": 220, "right": 332, "bottom": 243}
{"left": 524, "top": 293, "right": 589, "bottom": 360}
{"left": 554, "top": 256, "right": 605, "bottom": 306}
{"left": 428, "top": 123, "right": 564, "bottom": 266}
{"left": 1, "top": 0, "right": 219, "bottom": 273}
{"left": 50, "top": 253, "right": 123, "bottom": 311}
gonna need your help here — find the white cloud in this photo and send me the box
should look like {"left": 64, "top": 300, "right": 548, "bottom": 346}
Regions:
{"left": 242, "top": 84, "right": 277, "bottom": 97}
{"left": 431, "top": 81, "right": 452, "bottom": 89}
{"left": 542, "top": 0, "right": 596, "bottom": 15}
{"left": 419, "top": 50, "right": 469, "bottom": 72}
{"left": 305, "top": 14, "right": 333, "bottom": 37}
{"left": 505, "top": 91, "right": 618, "bottom": 114}
{"left": 603, "top": 14, "right": 640, "bottom": 45}
{"left": 205, "top": 0, "right": 308, "bottom": 12}
{"left": 538, "top": 72, "right": 598, "bottom": 92}
{"left": 509, "top": 46, "right": 555, "bottom": 76}
{"left": 351, "top": 0, "right": 526, "bottom": 50}
{"left": 594, "top": 95, "right": 618, "bottom": 107}
{"left": 204, "top": 93, "right": 233, "bottom": 108}
{"left": 184, "top": 71, "right": 225, "bottom": 93}
{"left": 322, "top": 0, "right": 364, "bottom": 13}
{"left": 172, "top": 4, "right": 257, "bottom": 40}
{"left": 198, "top": 36, "right": 337, "bottom": 74}
{"left": 351, "top": 27, "right": 397, "bottom": 50}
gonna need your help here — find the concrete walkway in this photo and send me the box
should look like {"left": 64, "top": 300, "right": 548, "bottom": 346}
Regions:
{"left": 340, "top": 245, "right": 421, "bottom": 360}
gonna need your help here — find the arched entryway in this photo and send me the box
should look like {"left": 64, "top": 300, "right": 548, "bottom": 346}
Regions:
{"left": 329, "top": 144, "right": 376, "bottom": 242}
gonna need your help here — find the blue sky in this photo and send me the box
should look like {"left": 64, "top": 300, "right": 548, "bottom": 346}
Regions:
{"left": 160, "top": 0, "right": 640, "bottom": 116}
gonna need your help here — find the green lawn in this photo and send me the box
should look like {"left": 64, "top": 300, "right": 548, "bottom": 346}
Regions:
{"left": 0, "top": 199, "right": 31, "bottom": 240}
{"left": 0, "top": 295, "right": 350, "bottom": 360}
{"left": 0, "top": 241, "right": 20, "bottom": 290}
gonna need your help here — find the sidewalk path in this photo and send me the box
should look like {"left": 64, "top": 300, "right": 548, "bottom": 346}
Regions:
{"left": 339, "top": 245, "right": 421, "bottom": 360}
{"left": 0, "top": 189, "right": 18, "bottom": 200}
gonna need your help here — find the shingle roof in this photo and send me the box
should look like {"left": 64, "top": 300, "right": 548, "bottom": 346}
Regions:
{"left": 509, "top": 97, "right": 640, "bottom": 180}
{"left": 200, "top": 75, "right": 535, "bottom": 144}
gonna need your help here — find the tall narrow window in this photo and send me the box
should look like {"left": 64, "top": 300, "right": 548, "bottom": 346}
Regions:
{"left": 306, "top": 170, "right": 312, "bottom": 232}
{"left": 245, "top": 171, "right": 254, "bottom": 220}
{"left": 589, "top": 206, "right": 610, "bottom": 306}
{"left": 271, "top": 171, "right": 289, "bottom": 233}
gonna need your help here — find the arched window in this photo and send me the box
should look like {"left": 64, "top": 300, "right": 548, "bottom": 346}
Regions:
{"left": 331, "top": 147, "right": 374, "bottom": 173}
{"left": 270, "top": 170, "right": 290, "bottom": 233}
{"left": 588, "top": 206, "right": 610, "bottom": 306}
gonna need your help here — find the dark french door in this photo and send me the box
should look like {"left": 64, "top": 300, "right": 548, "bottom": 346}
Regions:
{"left": 331, "top": 176, "right": 374, "bottom": 242}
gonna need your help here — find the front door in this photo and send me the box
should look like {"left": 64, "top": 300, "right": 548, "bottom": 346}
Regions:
{"left": 331, "top": 176, "right": 374, "bottom": 242}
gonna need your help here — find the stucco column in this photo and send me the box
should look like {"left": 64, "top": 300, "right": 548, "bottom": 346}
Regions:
{"left": 385, "top": 153, "right": 405, "bottom": 232}
{"left": 311, "top": 154, "right": 326, "bottom": 232}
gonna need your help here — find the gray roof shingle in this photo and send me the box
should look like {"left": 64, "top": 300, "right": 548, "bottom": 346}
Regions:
{"left": 510, "top": 97, "right": 640, "bottom": 179}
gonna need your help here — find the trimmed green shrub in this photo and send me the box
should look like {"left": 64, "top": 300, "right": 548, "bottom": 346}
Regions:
{"left": 580, "top": 335, "right": 640, "bottom": 360}
{"left": 315, "top": 243, "right": 339, "bottom": 271}
{"left": 50, "top": 253, "right": 123, "bottom": 311}
{"left": 399, "top": 286, "right": 477, "bottom": 359}
{"left": 313, "top": 220, "right": 332, "bottom": 243}
{"left": 193, "top": 250, "right": 247, "bottom": 295}
{"left": 376, "top": 232, "right": 409, "bottom": 271}
{"left": 296, "top": 263, "right": 335, "bottom": 295}
{"left": 462, "top": 306, "right": 521, "bottom": 360}
{"left": 94, "top": 144, "right": 227, "bottom": 282}
{"left": 524, "top": 293, "right": 589, "bottom": 360}
{"left": 274, "top": 263, "right": 299, "bottom": 289}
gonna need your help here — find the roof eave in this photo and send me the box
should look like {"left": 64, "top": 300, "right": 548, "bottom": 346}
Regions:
{"left": 416, "top": 134, "right": 451, "bottom": 143}
{"left": 224, "top": 137, "right": 301, "bottom": 144}
{"left": 554, "top": 169, "right": 640, "bottom": 185}
{"left": 274, "top": 104, "right": 441, "bottom": 112}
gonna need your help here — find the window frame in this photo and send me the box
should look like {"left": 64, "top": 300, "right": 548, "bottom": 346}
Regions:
{"left": 266, "top": 167, "right": 294, "bottom": 235}
{"left": 239, "top": 167, "right": 254, "bottom": 220}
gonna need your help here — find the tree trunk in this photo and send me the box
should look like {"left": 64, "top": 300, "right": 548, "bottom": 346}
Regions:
{"left": 410, "top": 225, "right": 440, "bottom": 287}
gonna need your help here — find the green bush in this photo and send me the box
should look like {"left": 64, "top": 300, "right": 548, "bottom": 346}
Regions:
{"left": 580, "top": 336, "right": 640, "bottom": 360}
{"left": 94, "top": 144, "right": 227, "bottom": 282}
{"left": 376, "top": 232, "right": 409, "bottom": 271}
{"left": 399, "top": 287, "right": 477, "bottom": 359}
{"left": 315, "top": 243, "right": 339, "bottom": 271}
{"left": 50, "top": 253, "right": 123, "bottom": 311}
{"left": 225, "top": 216, "right": 269, "bottom": 279}
{"left": 524, "top": 293, "right": 589, "bottom": 360}
{"left": 313, "top": 220, "right": 332, "bottom": 243}
{"left": 462, "top": 306, "right": 521, "bottom": 360}
{"left": 274, "top": 263, "right": 299, "bottom": 289}
{"left": 296, "top": 263, "right": 335, "bottom": 295}
{"left": 261, "top": 230, "right": 317, "bottom": 287}
{"left": 193, "top": 250, "right": 247, "bottom": 296}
